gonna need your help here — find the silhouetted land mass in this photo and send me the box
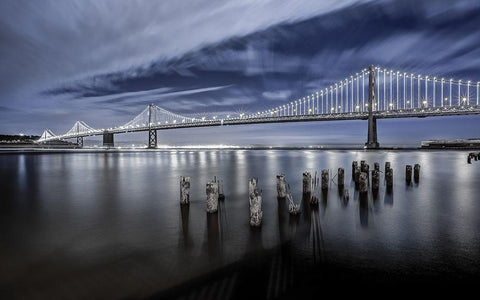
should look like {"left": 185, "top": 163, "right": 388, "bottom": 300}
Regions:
{"left": 0, "top": 134, "right": 76, "bottom": 148}
{"left": 0, "top": 134, "right": 39, "bottom": 143}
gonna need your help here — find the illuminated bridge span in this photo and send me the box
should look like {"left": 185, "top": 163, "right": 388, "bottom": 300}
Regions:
{"left": 38, "top": 65, "right": 480, "bottom": 149}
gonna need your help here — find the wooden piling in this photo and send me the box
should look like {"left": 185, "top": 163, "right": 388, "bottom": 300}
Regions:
{"left": 248, "top": 178, "right": 262, "bottom": 227}
{"left": 338, "top": 167, "right": 344, "bottom": 187}
{"left": 359, "top": 172, "right": 368, "bottom": 195}
{"left": 360, "top": 160, "right": 366, "bottom": 172}
{"left": 414, "top": 164, "right": 420, "bottom": 183}
{"left": 302, "top": 172, "right": 312, "bottom": 195}
{"left": 385, "top": 162, "right": 391, "bottom": 179}
{"left": 406, "top": 165, "right": 412, "bottom": 184}
{"left": 352, "top": 161, "right": 358, "bottom": 179}
{"left": 321, "top": 169, "right": 329, "bottom": 190}
{"left": 206, "top": 181, "right": 219, "bottom": 213}
{"left": 180, "top": 176, "right": 190, "bottom": 205}
{"left": 276, "top": 174, "right": 287, "bottom": 199}
{"left": 374, "top": 162, "right": 379, "bottom": 172}
{"left": 386, "top": 168, "right": 393, "bottom": 188}
{"left": 354, "top": 167, "right": 361, "bottom": 189}
{"left": 371, "top": 170, "right": 379, "bottom": 191}
{"left": 310, "top": 171, "right": 319, "bottom": 204}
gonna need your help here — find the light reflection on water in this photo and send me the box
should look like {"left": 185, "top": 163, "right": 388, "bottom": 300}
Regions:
{"left": 1, "top": 150, "right": 480, "bottom": 296}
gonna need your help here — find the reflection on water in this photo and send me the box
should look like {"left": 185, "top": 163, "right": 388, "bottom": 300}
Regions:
{"left": 1, "top": 150, "right": 480, "bottom": 297}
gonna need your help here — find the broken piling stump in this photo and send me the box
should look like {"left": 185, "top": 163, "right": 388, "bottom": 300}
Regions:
{"left": 406, "top": 165, "right": 412, "bottom": 185}
{"left": 206, "top": 181, "right": 219, "bottom": 213}
{"left": 354, "top": 167, "right": 360, "bottom": 190}
{"left": 180, "top": 176, "right": 190, "bottom": 205}
{"left": 338, "top": 167, "right": 344, "bottom": 187}
{"left": 414, "top": 164, "right": 420, "bottom": 183}
{"left": 321, "top": 169, "right": 329, "bottom": 191}
{"left": 276, "top": 174, "right": 287, "bottom": 199}
{"left": 374, "top": 162, "right": 380, "bottom": 172}
{"left": 303, "top": 172, "right": 312, "bottom": 195}
{"left": 248, "top": 178, "right": 262, "bottom": 227}
{"left": 386, "top": 168, "right": 393, "bottom": 190}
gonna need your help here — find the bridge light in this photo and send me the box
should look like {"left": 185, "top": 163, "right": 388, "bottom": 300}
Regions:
{"left": 462, "top": 97, "right": 467, "bottom": 102}
{"left": 173, "top": 120, "right": 177, "bottom": 123}
{"left": 165, "top": 121, "right": 169, "bottom": 124}
{"left": 158, "top": 122, "right": 161, "bottom": 125}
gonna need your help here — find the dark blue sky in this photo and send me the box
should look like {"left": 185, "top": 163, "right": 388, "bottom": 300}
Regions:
{"left": 1, "top": 0, "right": 479, "bottom": 146}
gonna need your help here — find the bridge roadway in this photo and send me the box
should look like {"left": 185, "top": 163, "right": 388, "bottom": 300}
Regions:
{"left": 52, "top": 105, "right": 480, "bottom": 141}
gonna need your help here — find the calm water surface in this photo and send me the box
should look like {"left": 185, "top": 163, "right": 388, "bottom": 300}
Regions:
{"left": 1, "top": 150, "right": 479, "bottom": 297}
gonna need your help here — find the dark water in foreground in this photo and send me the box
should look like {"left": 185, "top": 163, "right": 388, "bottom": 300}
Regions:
{"left": 1, "top": 150, "right": 480, "bottom": 298}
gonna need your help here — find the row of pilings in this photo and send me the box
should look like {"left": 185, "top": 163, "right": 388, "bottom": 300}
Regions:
{"left": 467, "top": 152, "right": 480, "bottom": 164}
{"left": 179, "top": 161, "right": 421, "bottom": 227}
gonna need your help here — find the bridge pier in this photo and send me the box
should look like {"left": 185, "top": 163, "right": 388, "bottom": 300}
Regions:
{"left": 365, "top": 64, "right": 380, "bottom": 149}
{"left": 148, "top": 129, "right": 157, "bottom": 148}
{"left": 103, "top": 132, "right": 114, "bottom": 147}
{"left": 76, "top": 136, "right": 83, "bottom": 148}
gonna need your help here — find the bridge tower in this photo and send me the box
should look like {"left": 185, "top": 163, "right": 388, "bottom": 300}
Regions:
{"left": 148, "top": 103, "right": 157, "bottom": 148}
{"left": 365, "top": 65, "right": 379, "bottom": 149}
{"left": 75, "top": 121, "right": 83, "bottom": 148}
{"left": 103, "top": 132, "right": 114, "bottom": 147}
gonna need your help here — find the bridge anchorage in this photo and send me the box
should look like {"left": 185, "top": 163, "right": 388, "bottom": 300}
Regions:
{"left": 36, "top": 64, "right": 480, "bottom": 148}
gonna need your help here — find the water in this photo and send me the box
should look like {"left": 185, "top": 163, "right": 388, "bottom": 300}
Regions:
{"left": 1, "top": 150, "right": 479, "bottom": 298}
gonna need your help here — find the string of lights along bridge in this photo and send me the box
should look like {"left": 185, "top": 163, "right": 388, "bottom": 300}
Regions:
{"left": 38, "top": 65, "right": 480, "bottom": 149}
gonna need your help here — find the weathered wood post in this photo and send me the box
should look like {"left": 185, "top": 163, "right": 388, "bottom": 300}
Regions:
{"left": 371, "top": 170, "right": 379, "bottom": 192}
{"left": 385, "top": 162, "right": 391, "bottom": 179}
{"left": 386, "top": 168, "right": 393, "bottom": 191}
{"left": 180, "top": 176, "right": 190, "bottom": 205}
{"left": 310, "top": 171, "right": 319, "bottom": 204}
{"left": 359, "top": 172, "right": 368, "bottom": 196}
{"left": 467, "top": 155, "right": 472, "bottom": 164}
{"left": 206, "top": 181, "right": 219, "bottom": 213}
{"left": 374, "top": 162, "right": 380, "bottom": 172}
{"left": 276, "top": 174, "right": 287, "bottom": 199}
{"left": 414, "top": 164, "right": 420, "bottom": 183}
{"left": 338, "top": 167, "right": 344, "bottom": 187}
{"left": 406, "top": 165, "right": 412, "bottom": 184}
{"left": 354, "top": 167, "right": 361, "bottom": 189}
{"left": 303, "top": 172, "right": 312, "bottom": 195}
{"left": 249, "top": 178, "right": 262, "bottom": 227}
{"left": 321, "top": 169, "right": 329, "bottom": 191}
{"left": 364, "top": 164, "right": 370, "bottom": 183}
{"left": 352, "top": 161, "right": 358, "bottom": 179}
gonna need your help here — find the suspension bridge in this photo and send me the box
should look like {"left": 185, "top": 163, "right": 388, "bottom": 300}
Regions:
{"left": 37, "top": 65, "right": 480, "bottom": 149}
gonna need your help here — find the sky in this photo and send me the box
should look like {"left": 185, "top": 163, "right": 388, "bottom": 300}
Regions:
{"left": 1, "top": 0, "right": 480, "bottom": 146}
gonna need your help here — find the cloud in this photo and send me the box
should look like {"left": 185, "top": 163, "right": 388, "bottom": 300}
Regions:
{"left": 262, "top": 90, "right": 292, "bottom": 101}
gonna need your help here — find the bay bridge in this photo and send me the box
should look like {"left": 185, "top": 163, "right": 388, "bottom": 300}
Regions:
{"left": 38, "top": 65, "right": 480, "bottom": 149}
